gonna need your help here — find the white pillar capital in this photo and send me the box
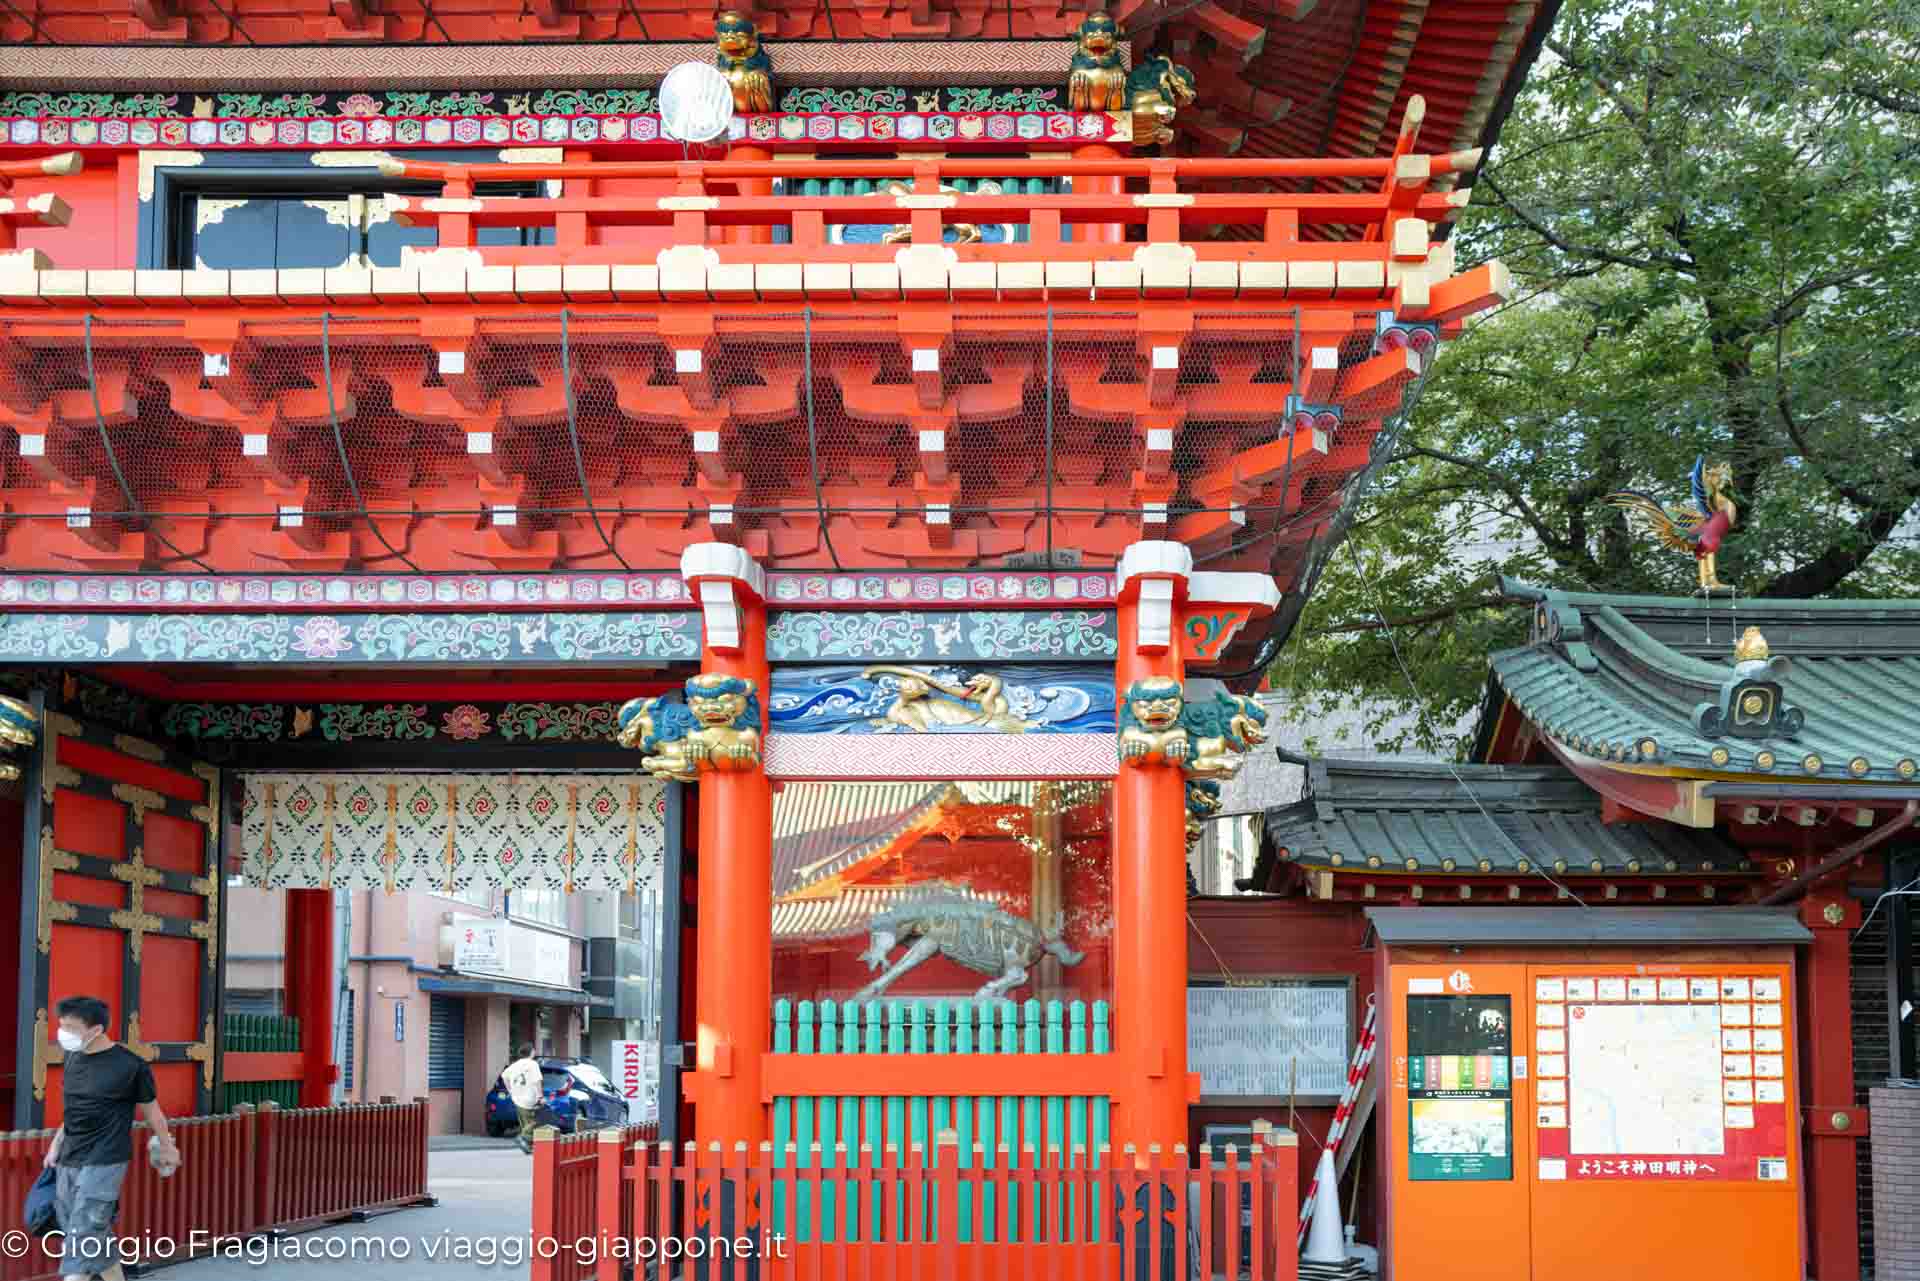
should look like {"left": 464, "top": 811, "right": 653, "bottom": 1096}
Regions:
{"left": 1117, "top": 540, "right": 1194, "bottom": 654}
{"left": 680, "top": 542, "right": 767, "bottom": 654}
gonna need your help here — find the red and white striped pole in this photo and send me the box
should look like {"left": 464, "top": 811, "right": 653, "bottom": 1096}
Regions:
{"left": 1298, "top": 992, "right": 1379, "bottom": 1247}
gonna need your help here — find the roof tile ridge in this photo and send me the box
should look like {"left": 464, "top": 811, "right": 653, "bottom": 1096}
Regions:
{"left": 1582, "top": 604, "right": 1731, "bottom": 689}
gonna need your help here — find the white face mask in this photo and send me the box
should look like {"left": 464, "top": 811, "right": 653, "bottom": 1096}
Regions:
{"left": 56, "top": 1029, "right": 90, "bottom": 1053}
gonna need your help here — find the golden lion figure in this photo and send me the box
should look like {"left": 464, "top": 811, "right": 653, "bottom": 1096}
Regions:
{"left": 1117, "top": 677, "right": 1191, "bottom": 766}
{"left": 615, "top": 673, "right": 762, "bottom": 782}
{"left": 1067, "top": 11, "right": 1127, "bottom": 111}
{"left": 1183, "top": 692, "right": 1269, "bottom": 777}
{"left": 1128, "top": 55, "right": 1197, "bottom": 148}
{"left": 714, "top": 11, "right": 775, "bottom": 114}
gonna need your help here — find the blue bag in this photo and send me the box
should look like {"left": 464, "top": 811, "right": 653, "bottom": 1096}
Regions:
{"left": 24, "top": 1166, "right": 57, "bottom": 1236}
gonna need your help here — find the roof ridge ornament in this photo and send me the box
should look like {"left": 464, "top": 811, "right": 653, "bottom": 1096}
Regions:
{"left": 1606, "top": 456, "right": 1739, "bottom": 594}
{"left": 1692, "top": 627, "right": 1803, "bottom": 741}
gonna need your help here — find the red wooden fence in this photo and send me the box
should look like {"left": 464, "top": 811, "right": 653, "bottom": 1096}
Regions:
{"left": 532, "top": 1130, "right": 1297, "bottom": 1281}
{"left": 0, "top": 1099, "right": 432, "bottom": 1281}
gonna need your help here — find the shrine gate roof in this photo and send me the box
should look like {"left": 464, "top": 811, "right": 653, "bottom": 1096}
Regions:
{"left": 1362, "top": 905, "right": 1812, "bottom": 946}
{"left": 1485, "top": 581, "right": 1920, "bottom": 790}
{"left": 1260, "top": 758, "right": 1749, "bottom": 883}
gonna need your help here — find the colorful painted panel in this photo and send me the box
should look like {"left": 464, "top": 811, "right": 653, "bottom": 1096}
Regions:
{"left": 1, "top": 111, "right": 1117, "bottom": 154}
{"left": 0, "top": 612, "right": 699, "bottom": 663}
{"left": 0, "top": 86, "right": 1066, "bottom": 121}
{"left": 162, "top": 700, "right": 623, "bottom": 745}
{"left": 767, "top": 610, "right": 1117, "bottom": 662}
{"left": 237, "top": 772, "right": 667, "bottom": 893}
{"left": 770, "top": 665, "right": 1114, "bottom": 734}
{"left": 0, "top": 570, "right": 1115, "bottom": 613}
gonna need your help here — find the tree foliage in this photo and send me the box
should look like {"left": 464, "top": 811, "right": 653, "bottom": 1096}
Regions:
{"left": 1274, "top": 0, "right": 1920, "bottom": 755}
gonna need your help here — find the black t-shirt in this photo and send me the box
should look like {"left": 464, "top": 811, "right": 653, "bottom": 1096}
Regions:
{"left": 59, "top": 1045, "right": 156, "bottom": 1168}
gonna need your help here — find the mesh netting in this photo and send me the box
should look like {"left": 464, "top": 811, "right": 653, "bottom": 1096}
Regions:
{"left": 0, "top": 308, "right": 1418, "bottom": 577}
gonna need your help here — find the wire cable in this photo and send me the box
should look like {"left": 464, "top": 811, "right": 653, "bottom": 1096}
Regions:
{"left": 1044, "top": 304, "right": 1056, "bottom": 569}
{"left": 82, "top": 314, "right": 214, "bottom": 573}
{"left": 802, "top": 306, "right": 844, "bottom": 571}
{"left": 1345, "top": 533, "right": 1590, "bottom": 907}
{"left": 320, "top": 312, "right": 421, "bottom": 573}
{"left": 560, "top": 308, "right": 632, "bottom": 570}
{"left": 1856, "top": 869, "right": 1920, "bottom": 940}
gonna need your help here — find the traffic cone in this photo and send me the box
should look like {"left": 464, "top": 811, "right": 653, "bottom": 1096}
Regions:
{"left": 1303, "top": 1148, "right": 1347, "bottom": 1265}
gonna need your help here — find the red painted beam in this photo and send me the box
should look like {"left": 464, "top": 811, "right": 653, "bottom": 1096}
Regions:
{"left": 1185, "top": 0, "right": 1268, "bottom": 61}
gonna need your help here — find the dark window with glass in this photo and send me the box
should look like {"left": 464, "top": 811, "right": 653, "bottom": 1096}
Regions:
{"left": 169, "top": 180, "right": 555, "bottom": 271}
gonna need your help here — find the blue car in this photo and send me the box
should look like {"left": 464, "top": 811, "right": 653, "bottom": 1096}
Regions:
{"left": 485, "top": 1057, "right": 627, "bottom": 1136}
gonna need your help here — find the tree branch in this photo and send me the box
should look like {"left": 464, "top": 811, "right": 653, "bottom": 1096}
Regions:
{"left": 1757, "top": 483, "right": 1920, "bottom": 598}
{"left": 1308, "top": 596, "right": 1510, "bottom": 636}
{"left": 1400, "top": 444, "right": 1576, "bottom": 556}
{"left": 1477, "top": 173, "right": 1696, "bottom": 275}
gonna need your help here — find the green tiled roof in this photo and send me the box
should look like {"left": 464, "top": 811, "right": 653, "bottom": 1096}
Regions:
{"left": 1263, "top": 759, "right": 1746, "bottom": 877}
{"left": 1490, "top": 580, "right": 1920, "bottom": 784}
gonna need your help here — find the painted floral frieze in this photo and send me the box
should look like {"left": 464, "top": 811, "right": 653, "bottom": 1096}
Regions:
{"left": 0, "top": 611, "right": 699, "bottom": 664}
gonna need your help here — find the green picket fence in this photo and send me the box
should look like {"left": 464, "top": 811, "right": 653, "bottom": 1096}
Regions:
{"left": 215, "top": 1012, "right": 303, "bottom": 1113}
{"left": 769, "top": 998, "right": 1113, "bottom": 1243}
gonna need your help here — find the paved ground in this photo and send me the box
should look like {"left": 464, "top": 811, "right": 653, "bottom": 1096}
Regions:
{"left": 151, "top": 1146, "right": 538, "bottom": 1279}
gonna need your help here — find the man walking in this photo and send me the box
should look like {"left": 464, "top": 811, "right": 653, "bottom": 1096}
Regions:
{"left": 502, "top": 1042, "right": 544, "bottom": 1154}
{"left": 42, "top": 995, "right": 172, "bottom": 1281}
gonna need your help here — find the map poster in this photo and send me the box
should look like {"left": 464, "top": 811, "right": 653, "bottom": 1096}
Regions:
{"left": 1533, "top": 970, "right": 1792, "bottom": 1183}
{"left": 1406, "top": 995, "right": 1513, "bottom": 1181}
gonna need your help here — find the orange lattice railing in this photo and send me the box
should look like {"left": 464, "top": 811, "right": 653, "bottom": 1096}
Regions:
{"left": 379, "top": 149, "right": 1482, "bottom": 267}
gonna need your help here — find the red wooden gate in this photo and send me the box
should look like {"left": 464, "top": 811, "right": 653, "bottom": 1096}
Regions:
{"left": 16, "top": 707, "right": 220, "bottom": 1127}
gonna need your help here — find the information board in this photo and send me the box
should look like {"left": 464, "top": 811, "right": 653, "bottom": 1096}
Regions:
{"left": 1406, "top": 994, "right": 1513, "bottom": 1180}
{"left": 1532, "top": 972, "right": 1791, "bottom": 1182}
{"left": 1188, "top": 977, "right": 1352, "bottom": 1102}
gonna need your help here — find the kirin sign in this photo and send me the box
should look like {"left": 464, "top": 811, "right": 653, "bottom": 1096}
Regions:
{"left": 610, "top": 1039, "right": 659, "bottom": 1125}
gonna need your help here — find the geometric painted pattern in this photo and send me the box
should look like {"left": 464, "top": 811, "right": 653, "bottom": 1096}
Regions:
{"left": 0, "top": 569, "right": 1114, "bottom": 613}
{"left": 238, "top": 772, "right": 666, "bottom": 894}
{"left": 763, "top": 731, "right": 1119, "bottom": 781}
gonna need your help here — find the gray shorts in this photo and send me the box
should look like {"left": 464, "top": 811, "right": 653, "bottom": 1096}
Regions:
{"left": 54, "top": 1160, "right": 127, "bottom": 1277}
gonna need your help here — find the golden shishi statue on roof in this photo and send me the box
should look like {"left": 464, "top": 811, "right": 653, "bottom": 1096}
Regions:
{"left": 714, "top": 10, "right": 775, "bottom": 113}
{"left": 1066, "top": 11, "right": 1127, "bottom": 110}
{"left": 1065, "top": 12, "right": 1199, "bottom": 149}
{"left": 1128, "top": 56, "right": 1198, "bottom": 148}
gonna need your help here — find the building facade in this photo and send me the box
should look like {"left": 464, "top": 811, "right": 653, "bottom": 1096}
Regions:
{"left": 0, "top": 0, "right": 1569, "bottom": 1275}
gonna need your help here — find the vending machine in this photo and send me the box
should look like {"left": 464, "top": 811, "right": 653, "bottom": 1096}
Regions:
{"left": 1369, "top": 907, "right": 1808, "bottom": 1281}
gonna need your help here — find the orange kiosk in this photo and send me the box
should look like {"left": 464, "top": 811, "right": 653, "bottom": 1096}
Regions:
{"left": 1369, "top": 907, "right": 1808, "bottom": 1281}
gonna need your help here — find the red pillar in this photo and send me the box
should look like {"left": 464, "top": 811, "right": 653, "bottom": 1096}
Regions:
{"left": 727, "top": 144, "right": 773, "bottom": 245}
{"left": 1799, "top": 892, "right": 1864, "bottom": 1281}
{"left": 683, "top": 544, "right": 772, "bottom": 1146}
{"left": 283, "top": 888, "right": 336, "bottom": 1108}
{"left": 1111, "top": 541, "right": 1193, "bottom": 1154}
{"left": 1075, "top": 142, "right": 1127, "bottom": 244}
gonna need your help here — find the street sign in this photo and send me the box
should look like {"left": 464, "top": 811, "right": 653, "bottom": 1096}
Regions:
{"left": 454, "top": 919, "right": 507, "bottom": 971}
{"left": 609, "top": 1039, "right": 659, "bottom": 1125}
